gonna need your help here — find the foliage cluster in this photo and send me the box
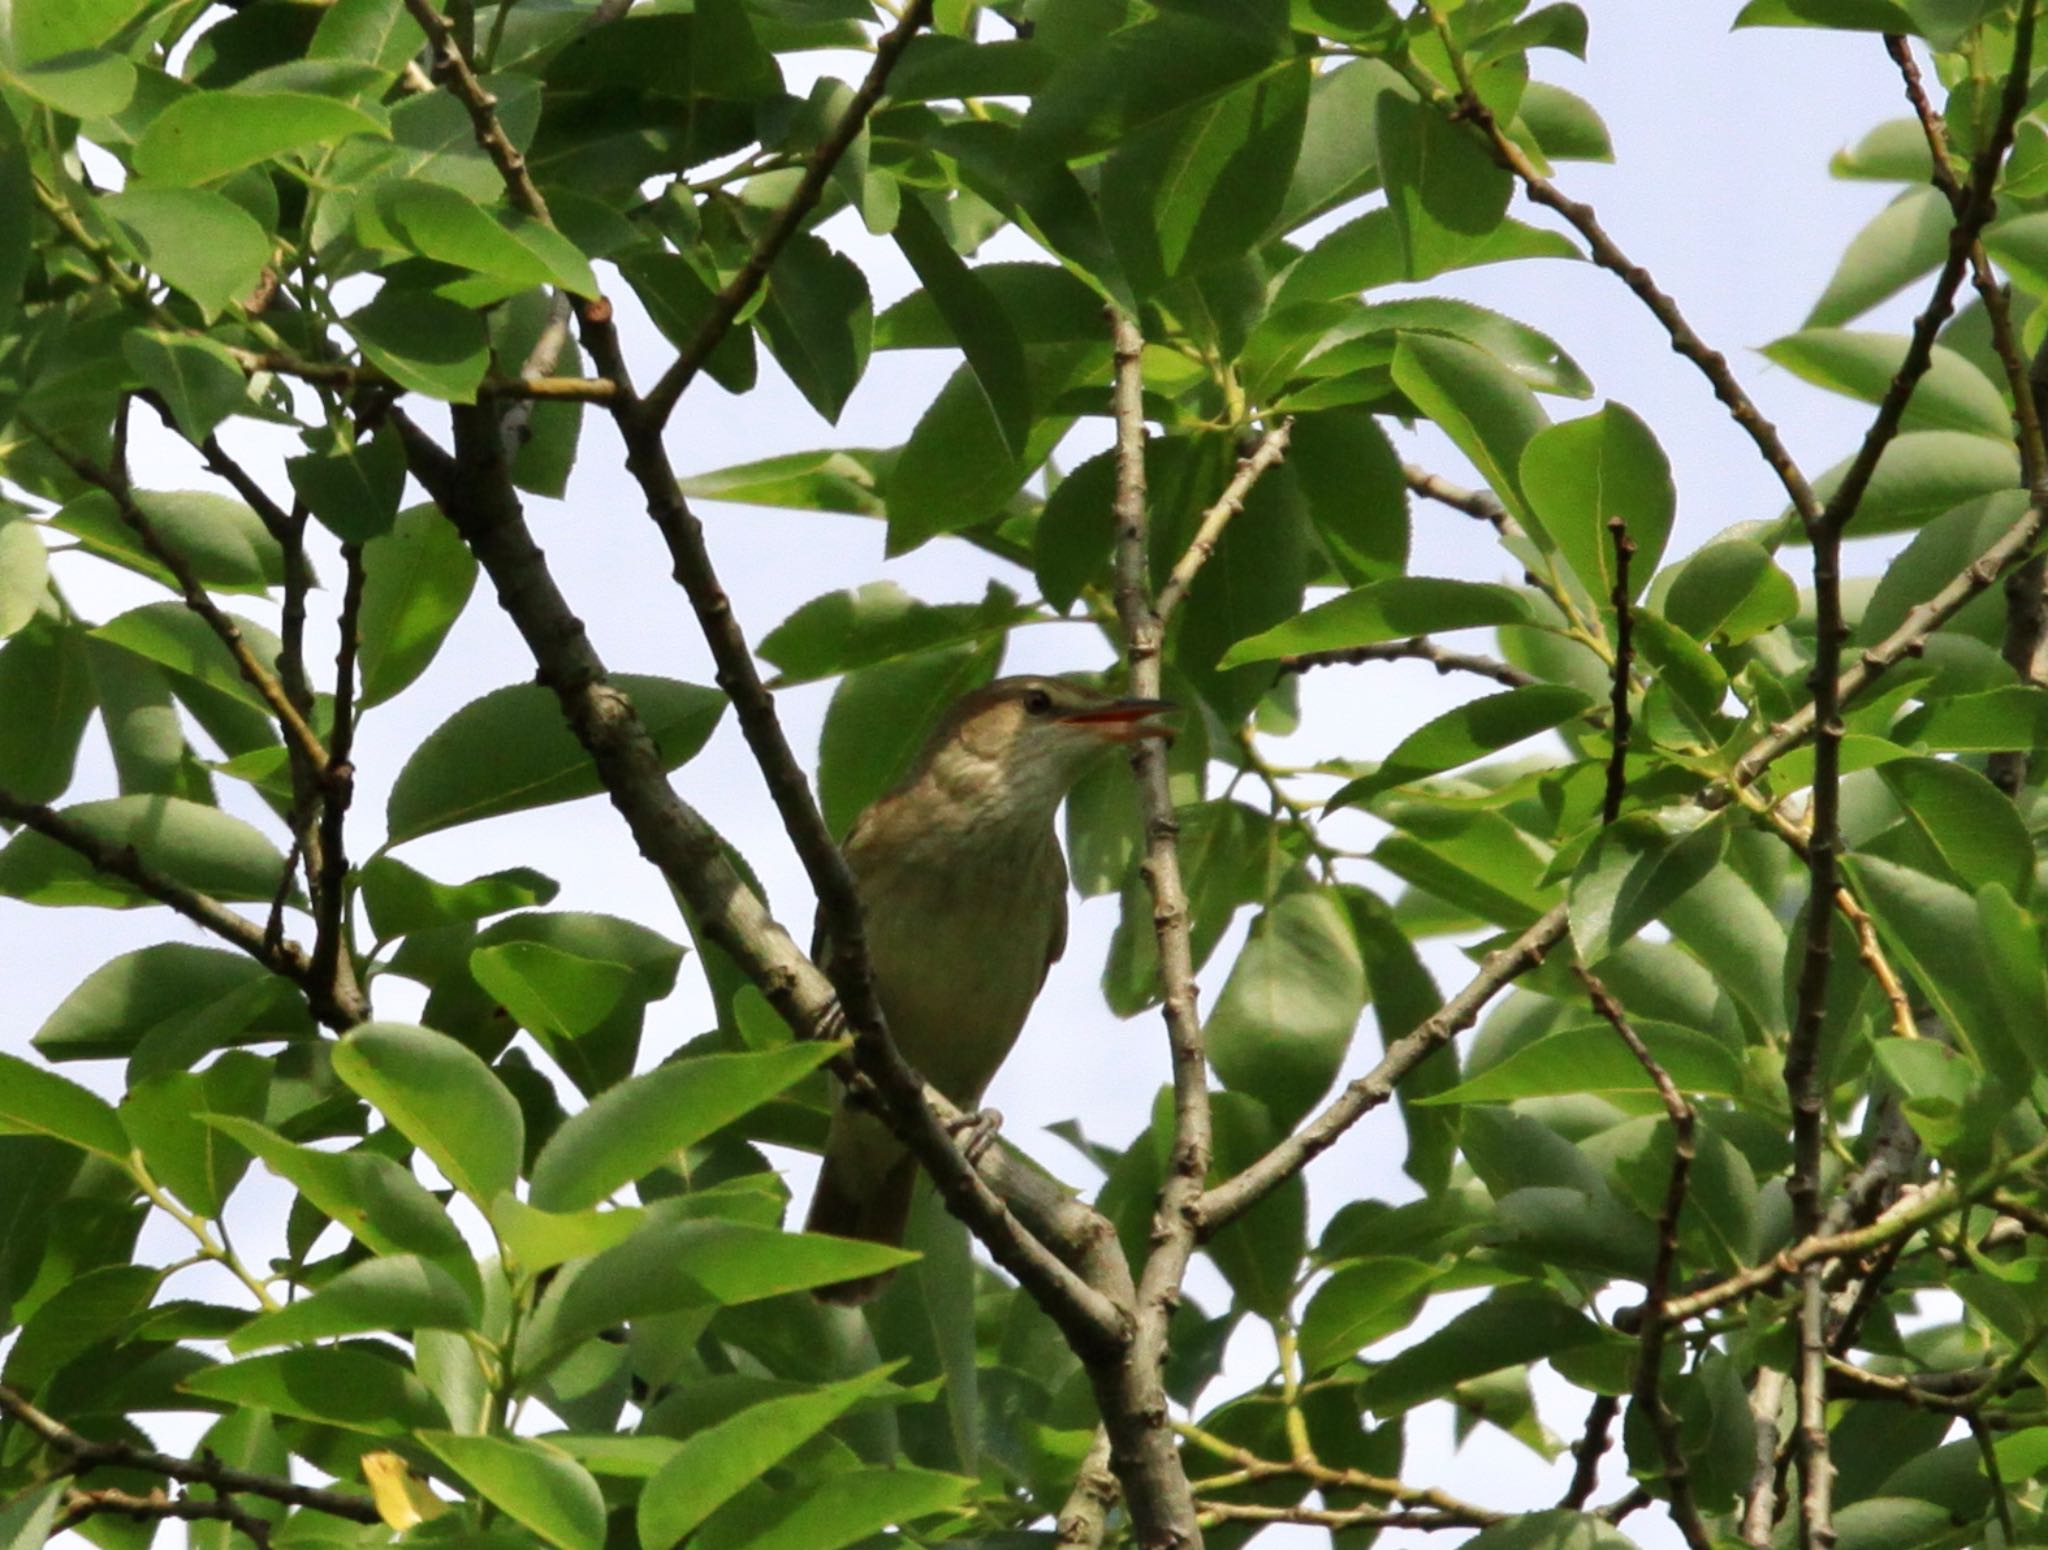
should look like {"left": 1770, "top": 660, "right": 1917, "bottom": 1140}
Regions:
{"left": 7, "top": 0, "right": 2048, "bottom": 1548}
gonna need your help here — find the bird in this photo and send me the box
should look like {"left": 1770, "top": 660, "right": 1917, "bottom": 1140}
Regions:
{"left": 804, "top": 673, "right": 1175, "bottom": 1304}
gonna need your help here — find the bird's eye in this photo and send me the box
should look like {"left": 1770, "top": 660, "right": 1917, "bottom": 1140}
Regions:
{"left": 1023, "top": 689, "right": 1053, "bottom": 716}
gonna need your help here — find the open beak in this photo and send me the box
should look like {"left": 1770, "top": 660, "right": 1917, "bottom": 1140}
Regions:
{"left": 1060, "top": 698, "right": 1178, "bottom": 743}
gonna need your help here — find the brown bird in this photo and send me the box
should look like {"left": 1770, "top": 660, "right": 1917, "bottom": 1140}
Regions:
{"left": 805, "top": 674, "right": 1175, "bottom": 1304}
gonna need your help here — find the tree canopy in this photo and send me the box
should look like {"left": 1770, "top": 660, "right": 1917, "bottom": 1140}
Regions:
{"left": 5, "top": 2, "right": 2048, "bottom": 1549}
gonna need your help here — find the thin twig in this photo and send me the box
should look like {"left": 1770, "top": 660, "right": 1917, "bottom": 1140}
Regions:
{"left": 1193, "top": 1500, "right": 1493, "bottom": 1532}
{"left": 1154, "top": 419, "right": 1293, "bottom": 623}
{"left": 1434, "top": 56, "right": 1820, "bottom": 527}
{"left": 1664, "top": 1138, "right": 2048, "bottom": 1325}
{"left": 402, "top": 0, "right": 555, "bottom": 225}
{"left": 1055, "top": 1429, "right": 1119, "bottom": 1549}
{"left": 309, "top": 547, "right": 366, "bottom": 1010}
{"left": 1579, "top": 970, "right": 1711, "bottom": 1550}
{"left": 1277, "top": 636, "right": 1536, "bottom": 687}
{"left": 0, "top": 785, "right": 354, "bottom": 1026}
{"left": 1403, "top": 462, "right": 1519, "bottom": 537}
{"left": 1177, "top": 1420, "right": 1505, "bottom": 1526}
{"left": 59, "top": 1486, "right": 272, "bottom": 1548}
{"left": 230, "top": 347, "right": 615, "bottom": 402}
{"left": 1107, "top": 307, "right": 1208, "bottom": 1548}
{"left": 1603, "top": 517, "right": 1636, "bottom": 824}
{"left": 641, "top": 0, "right": 936, "bottom": 424}
{"left": 0, "top": 1385, "right": 379, "bottom": 1524}
{"left": 1560, "top": 1393, "right": 1618, "bottom": 1511}
{"left": 29, "top": 424, "right": 329, "bottom": 772}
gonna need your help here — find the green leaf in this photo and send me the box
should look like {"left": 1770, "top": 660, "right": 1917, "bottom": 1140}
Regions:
{"left": 121, "top": 331, "right": 248, "bottom": 444}
{"left": 203, "top": 1116, "right": 473, "bottom": 1271}
{"left": 0, "top": 517, "right": 48, "bottom": 639}
{"left": 759, "top": 581, "right": 1031, "bottom": 685}
{"left": 286, "top": 432, "right": 405, "bottom": 544}
{"left": 0, "top": 1051, "right": 127, "bottom": 1158}
{"left": 1807, "top": 186, "right": 1949, "bottom": 327}
{"left": 817, "top": 641, "right": 999, "bottom": 837}
{"left": 886, "top": 363, "right": 1072, "bottom": 554}
{"left": 1420, "top": 1020, "right": 1741, "bottom": 1103}
{"left": 0, "top": 1486, "right": 63, "bottom": 1550}
{"left": 1328, "top": 686, "right": 1592, "bottom": 809}
{"left": 133, "top": 90, "right": 387, "bottom": 184}
{"left": 689, "top": 1465, "right": 970, "bottom": 1550}
{"left": 1568, "top": 816, "right": 1729, "bottom": 964}
{"left": 230, "top": 1256, "right": 476, "bottom": 1352}
{"left": 490, "top": 1197, "right": 646, "bottom": 1274}
{"left": 1288, "top": 407, "right": 1409, "bottom": 585}
{"left": 470, "top": 940, "right": 635, "bottom": 1041}
{"left": 3, "top": 1263, "right": 159, "bottom": 1390}
{"left": 1390, "top": 332, "right": 1549, "bottom": 523}
{"left": 181, "top": 1348, "right": 447, "bottom": 1435}
{"left": 530, "top": 1044, "right": 838, "bottom": 1212}
{"left": 618, "top": 251, "right": 757, "bottom": 395}
{"left": 103, "top": 187, "right": 270, "bottom": 320}
{"left": 890, "top": 195, "right": 1032, "bottom": 456}
{"left": 1220, "top": 577, "right": 1532, "bottom": 669}
{"left": 12, "top": 0, "right": 158, "bottom": 61}
{"left": 119, "top": 1058, "right": 265, "bottom": 1217}
{"left": 59, "top": 494, "right": 283, "bottom": 596}
{"left": 332, "top": 1023, "right": 525, "bottom": 1205}
{"left": 1358, "top": 1296, "right": 1603, "bottom": 1416}
{"left": 1894, "top": 684, "right": 2048, "bottom": 749}
{"left": 755, "top": 234, "right": 872, "bottom": 424}
{"left": 361, "top": 857, "right": 558, "bottom": 942}
{"left": 375, "top": 181, "right": 595, "bottom": 296}
{"left": 1299, "top": 1258, "right": 1440, "bottom": 1374}
{"left": 678, "top": 448, "right": 884, "bottom": 517}
{"left": 8, "top": 48, "right": 136, "bottom": 117}
{"left": 1101, "top": 61, "right": 1310, "bottom": 295}
{"left": 356, "top": 504, "right": 478, "bottom": 707}
{"left": 1735, "top": 0, "right": 1919, "bottom": 29}
{"left": 1846, "top": 854, "right": 2032, "bottom": 1090}
{"left": 417, "top": 1435, "right": 604, "bottom": 1550}
{"left": 1519, "top": 402, "right": 1674, "bottom": 603}
{"left": 385, "top": 674, "right": 725, "bottom": 844}
{"left": 1375, "top": 90, "right": 1511, "bottom": 281}
{"left": 33, "top": 944, "right": 308, "bottom": 1063}
{"left": 0, "top": 98, "right": 28, "bottom": 329}
{"left": 1659, "top": 539, "right": 1797, "bottom": 643}
{"left": 0, "top": 795, "right": 288, "bottom": 906}
{"left": 1876, "top": 757, "right": 2032, "bottom": 900}
{"left": 1762, "top": 330, "right": 2013, "bottom": 439}
{"left": 637, "top": 1368, "right": 910, "bottom": 1550}
{"left": 346, "top": 286, "right": 489, "bottom": 402}
{"left": 1460, "top": 1510, "right": 1643, "bottom": 1550}
{"left": 0, "top": 620, "right": 92, "bottom": 803}
{"left": 1799, "top": 430, "right": 2021, "bottom": 538}
{"left": 1206, "top": 889, "right": 1365, "bottom": 1129}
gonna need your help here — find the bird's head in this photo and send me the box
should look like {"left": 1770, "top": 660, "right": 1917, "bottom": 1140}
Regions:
{"left": 912, "top": 675, "right": 1176, "bottom": 822}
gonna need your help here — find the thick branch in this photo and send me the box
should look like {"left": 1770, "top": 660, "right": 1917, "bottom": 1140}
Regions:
{"left": 1107, "top": 309, "right": 1207, "bottom": 1550}
{"left": 1, "top": 1384, "right": 378, "bottom": 1525}
{"left": 641, "top": 0, "right": 936, "bottom": 424}
{"left": 392, "top": 406, "right": 1128, "bottom": 1358}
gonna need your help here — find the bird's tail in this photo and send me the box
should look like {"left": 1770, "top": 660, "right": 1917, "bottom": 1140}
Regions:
{"left": 805, "top": 1135, "right": 918, "bottom": 1306}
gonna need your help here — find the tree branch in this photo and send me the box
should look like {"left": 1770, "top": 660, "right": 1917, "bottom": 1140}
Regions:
{"left": 0, "top": 785, "right": 360, "bottom": 1027}
{"left": 308, "top": 546, "right": 366, "bottom": 1012}
{"left": 0, "top": 1384, "right": 379, "bottom": 1525}
{"left": 1578, "top": 969, "right": 1710, "bottom": 1550}
{"left": 230, "top": 347, "right": 614, "bottom": 402}
{"left": 1153, "top": 419, "right": 1293, "bottom": 623}
{"left": 1056, "top": 1429, "right": 1120, "bottom": 1549}
{"left": 1602, "top": 517, "right": 1636, "bottom": 824}
{"left": 58, "top": 1486, "right": 271, "bottom": 1548}
{"left": 640, "top": 0, "right": 937, "bottom": 425}
{"left": 391, "top": 405, "right": 1130, "bottom": 1360}
{"left": 31, "top": 424, "right": 328, "bottom": 772}
{"left": 1107, "top": 308, "right": 1207, "bottom": 1549}
{"left": 1276, "top": 636, "right": 1536, "bottom": 688}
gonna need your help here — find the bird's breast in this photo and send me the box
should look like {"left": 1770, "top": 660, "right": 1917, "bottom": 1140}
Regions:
{"left": 849, "top": 817, "right": 1064, "bottom": 1104}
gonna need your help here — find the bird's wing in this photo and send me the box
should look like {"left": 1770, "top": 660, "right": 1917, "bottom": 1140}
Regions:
{"left": 1039, "top": 840, "right": 1068, "bottom": 988}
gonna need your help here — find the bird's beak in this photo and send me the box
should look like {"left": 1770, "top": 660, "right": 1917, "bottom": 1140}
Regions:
{"left": 1058, "top": 698, "right": 1178, "bottom": 743}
